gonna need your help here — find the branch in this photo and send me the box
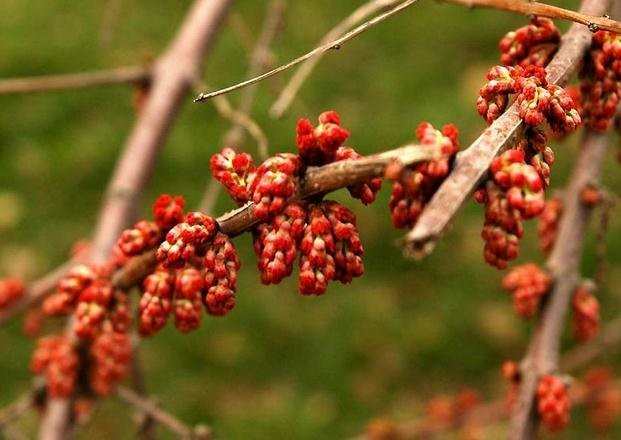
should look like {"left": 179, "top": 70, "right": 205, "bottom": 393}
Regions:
{"left": 193, "top": 0, "right": 419, "bottom": 102}
{"left": 509, "top": 130, "right": 609, "bottom": 439}
{"left": 0, "top": 66, "right": 149, "bottom": 95}
{"left": 116, "top": 386, "right": 208, "bottom": 439}
{"left": 404, "top": 0, "right": 609, "bottom": 256}
{"left": 39, "top": 1, "right": 233, "bottom": 439}
{"left": 444, "top": 0, "right": 621, "bottom": 33}
{"left": 270, "top": 0, "right": 408, "bottom": 119}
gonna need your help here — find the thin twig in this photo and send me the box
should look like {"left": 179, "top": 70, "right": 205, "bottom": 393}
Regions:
{"left": 223, "top": 0, "right": 286, "bottom": 158}
{"left": 270, "top": 0, "right": 401, "bottom": 119}
{"left": 510, "top": 130, "right": 609, "bottom": 440}
{"left": 405, "top": 0, "right": 608, "bottom": 256}
{"left": 594, "top": 192, "right": 615, "bottom": 287}
{"left": 0, "top": 66, "right": 149, "bottom": 95}
{"left": 193, "top": 0, "right": 420, "bottom": 102}
{"left": 116, "top": 386, "right": 205, "bottom": 439}
{"left": 445, "top": 0, "right": 621, "bottom": 33}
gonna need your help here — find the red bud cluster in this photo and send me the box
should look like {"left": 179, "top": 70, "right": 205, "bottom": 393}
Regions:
{"left": 583, "top": 367, "right": 621, "bottom": 432}
{"left": 31, "top": 335, "right": 78, "bottom": 398}
{"left": 388, "top": 122, "right": 459, "bottom": 229}
{"left": 572, "top": 282, "right": 600, "bottom": 342}
{"left": 0, "top": 277, "right": 24, "bottom": 309}
{"left": 502, "top": 263, "right": 551, "bottom": 317}
{"left": 499, "top": 17, "right": 559, "bottom": 67}
{"left": 538, "top": 196, "right": 563, "bottom": 255}
{"left": 580, "top": 31, "right": 621, "bottom": 131}
{"left": 89, "top": 327, "right": 132, "bottom": 396}
{"left": 537, "top": 375, "right": 570, "bottom": 432}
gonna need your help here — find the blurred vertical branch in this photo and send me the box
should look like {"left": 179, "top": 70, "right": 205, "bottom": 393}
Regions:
{"left": 39, "top": 1, "right": 233, "bottom": 439}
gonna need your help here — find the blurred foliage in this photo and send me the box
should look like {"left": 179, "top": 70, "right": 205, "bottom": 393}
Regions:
{"left": 1, "top": 0, "right": 620, "bottom": 438}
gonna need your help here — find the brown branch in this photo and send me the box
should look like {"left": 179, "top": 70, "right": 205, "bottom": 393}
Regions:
{"left": 0, "top": 66, "right": 149, "bottom": 95}
{"left": 270, "top": 0, "right": 403, "bottom": 119}
{"left": 193, "top": 0, "right": 419, "bottom": 102}
{"left": 509, "top": 130, "right": 609, "bottom": 439}
{"left": 38, "top": 1, "right": 233, "bottom": 439}
{"left": 116, "top": 386, "right": 208, "bottom": 439}
{"left": 404, "top": 0, "right": 609, "bottom": 256}
{"left": 444, "top": 0, "right": 621, "bottom": 33}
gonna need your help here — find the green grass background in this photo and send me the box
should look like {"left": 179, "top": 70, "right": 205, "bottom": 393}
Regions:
{"left": 1, "top": 0, "right": 620, "bottom": 438}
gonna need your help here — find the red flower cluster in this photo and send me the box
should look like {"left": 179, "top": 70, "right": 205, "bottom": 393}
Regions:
{"left": 572, "top": 282, "right": 600, "bottom": 342}
{"left": 31, "top": 335, "right": 78, "bottom": 398}
{"left": 499, "top": 17, "right": 559, "bottom": 67}
{"left": 0, "top": 277, "right": 24, "bottom": 309}
{"left": 537, "top": 375, "right": 570, "bottom": 432}
{"left": 580, "top": 31, "right": 621, "bottom": 131}
{"left": 42, "top": 264, "right": 98, "bottom": 315}
{"left": 212, "top": 110, "right": 375, "bottom": 296}
{"left": 89, "top": 327, "right": 132, "bottom": 396}
{"left": 388, "top": 122, "right": 459, "bottom": 229}
{"left": 583, "top": 367, "right": 621, "bottom": 432}
{"left": 538, "top": 196, "right": 563, "bottom": 255}
{"left": 477, "top": 65, "right": 581, "bottom": 133}
{"left": 501, "top": 263, "right": 551, "bottom": 317}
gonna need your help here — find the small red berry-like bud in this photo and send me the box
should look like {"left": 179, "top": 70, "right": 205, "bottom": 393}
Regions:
{"left": 89, "top": 329, "right": 132, "bottom": 396}
{"left": 31, "top": 335, "right": 78, "bottom": 398}
{"left": 138, "top": 268, "right": 175, "bottom": 336}
{"left": 580, "top": 184, "right": 603, "bottom": 207}
{"left": 117, "top": 220, "right": 161, "bottom": 257}
{"left": 204, "top": 232, "right": 240, "bottom": 292}
{"left": 502, "top": 263, "right": 551, "bottom": 318}
{"left": 0, "top": 277, "right": 24, "bottom": 309}
{"left": 572, "top": 282, "right": 600, "bottom": 342}
{"left": 299, "top": 203, "right": 336, "bottom": 295}
{"left": 43, "top": 264, "right": 97, "bottom": 316}
{"left": 501, "top": 360, "right": 521, "bottom": 383}
{"left": 388, "top": 122, "right": 459, "bottom": 229}
{"left": 324, "top": 201, "right": 364, "bottom": 284}
{"left": 210, "top": 148, "right": 256, "bottom": 204}
{"left": 156, "top": 212, "right": 217, "bottom": 268}
{"left": 499, "top": 17, "right": 560, "bottom": 67}
{"left": 250, "top": 154, "right": 301, "bottom": 221}
{"left": 538, "top": 197, "right": 563, "bottom": 255}
{"left": 109, "top": 289, "right": 132, "bottom": 334}
{"left": 173, "top": 267, "right": 204, "bottom": 333}
{"left": 152, "top": 194, "right": 185, "bottom": 231}
{"left": 334, "top": 146, "right": 382, "bottom": 205}
{"left": 254, "top": 203, "right": 306, "bottom": 285}
{"left": 477, "top": 65, "right": 518, "bottom": 124}
{"left": 23, "top": 307, "right": 44, "bottom": 338}
{"left": 204, "top": 284, "right": 236, "bottom": 316}
{"left": 296, "top": 110, "right": 350, "bottom": 165}
{"left": 537, "top": 375, "right": 570, "bottom": 432}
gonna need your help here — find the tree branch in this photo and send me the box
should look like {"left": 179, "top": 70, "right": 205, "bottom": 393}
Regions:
{"left": 0, "top": 66, "right": 149, "bottom": 95}
{"left": 404, "top": 0, "right": 609, "bottom": 256}
{"left": 444, "top": 0, "right": 621, "bottom": 33}
{"left": 509, "top": 130, "right": 609, "bottom": 439}
{"left": 38, "top": 1, "right": 233, "bottom": 439}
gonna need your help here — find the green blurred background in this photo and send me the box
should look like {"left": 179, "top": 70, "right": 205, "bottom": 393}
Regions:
{"left": 1, "top": 0, "right": 620, "bottom": 438}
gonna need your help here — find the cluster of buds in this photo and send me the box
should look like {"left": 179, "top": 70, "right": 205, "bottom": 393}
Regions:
{"left": 477, "top": 64, "right": 581, "bottom": 135}
{"left": 501, "top": 360, "right": 521, "bottom": 411}
{"left": 424, "top": 388, "right": 481, "bottom": 429}
{"left": 0, "top": 277, "right": 24, "bottom": 309}
{"left": 31, "top": 335, "right": 78, "bottom": 398}
{"left": 499, "top": 17, "right": 559, "bottom": 67}
{"left": 212, "top": 110, "right": 376, "bottom": 296}
{"left": 501, "top": 263, "right": 552, "bottom": 317}
{"left": 537, "top": 196, "right": 563, "bottom": 254}
{"left": 583, "top": 367, "right": 621, "bottom": 432}
{"left": 89, "top": 326, "right": 132, "bottom": 396}
{"left": 580, "top": 31, "right": 621, "bottom": 131}
{"left": 537, "top": 375, "right": 571, "bottom": 432}
{"left": 388, "top": 122, "right": 459, "bottom": 229}
{"left": 572, "top": 281, "right": 600, "bottom": 342}
{"left": 42, "top": 264, "right": 98, "bottom": 316}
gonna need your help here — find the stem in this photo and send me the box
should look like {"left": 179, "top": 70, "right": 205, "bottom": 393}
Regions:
{"left": 510, "top": 130, "right": 609, "bottom": 440}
